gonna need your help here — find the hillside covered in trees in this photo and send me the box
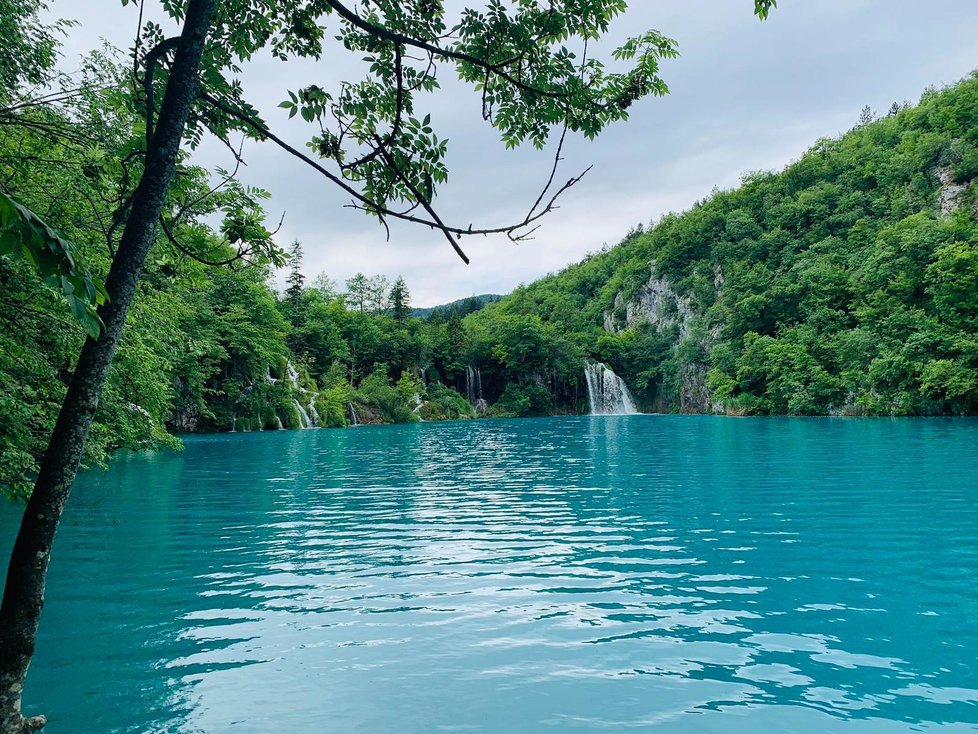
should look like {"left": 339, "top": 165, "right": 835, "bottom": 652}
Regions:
{"left": 467, "top": 74, "right": 978, "bottom": 417}
{"left": 3, "top": 60, "right": 978, "bottom": 500}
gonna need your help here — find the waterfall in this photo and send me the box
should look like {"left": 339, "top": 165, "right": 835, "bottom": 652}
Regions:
{"left": 284, "top": 361, "right": 320, "bottom": 428}
{"left": 465, "top": 365, "right": 475, "bottom": 405}
{"left": 348, "top": 402, "right": 359, "bottom": 426}
{"left": 293, "top": 399, "right": 311, "bottom": 429}
{"left": 307, "top": 399, "right": 320, "bottom": 426}
{"left": 465, "top": 364, "right": 484, "bottom": 408}
{"left": 584, "top": 362, "right": 639, "bottom": 415}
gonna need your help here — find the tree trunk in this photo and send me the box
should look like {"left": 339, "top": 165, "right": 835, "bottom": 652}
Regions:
{"left": 0, "top": 2, "right": 216, "bottom": 731}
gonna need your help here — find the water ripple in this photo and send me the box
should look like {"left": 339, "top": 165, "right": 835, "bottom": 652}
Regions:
{"left": 1, "top": 416, "right": 977, "bottom": 733}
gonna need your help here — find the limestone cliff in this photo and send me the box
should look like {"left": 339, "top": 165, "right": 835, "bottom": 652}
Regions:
{"left": 603, "top": 262, "right": 725, "bottom": 414}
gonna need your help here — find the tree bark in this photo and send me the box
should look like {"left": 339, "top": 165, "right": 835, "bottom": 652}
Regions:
{"left": 0, "top": 2, "right": 216, "bottom": 731}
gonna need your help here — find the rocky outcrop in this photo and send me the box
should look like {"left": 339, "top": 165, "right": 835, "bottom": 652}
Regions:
{"left": 603, "top": 262, "right": 726, "bottom": 414}
{"left": 167, "top": 377, "right": 202, "bottom": 432}
{"left": 936, "top": 165, "right": 968, "bottom": 216}
{"left": 604, "top": 265, "right": 695, "bottom": 338}
{"left": 677, "top": 364, "right": 721, "bottom": 414}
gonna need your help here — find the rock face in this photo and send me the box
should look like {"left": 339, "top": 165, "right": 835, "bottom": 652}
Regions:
{"left": 604, "top": 266, "right": 695, "bottom": 339}
{"left": 603, "top": 262, "right": 724, "bottom": 414}
{"left": 936, "top": 165, "right": 968, "bottom": 216}
{"left": 677, "top": 363, "right": 716, "bottom": 414}
{"left": 167, "top": 377, "right": 202, "bottom": 432}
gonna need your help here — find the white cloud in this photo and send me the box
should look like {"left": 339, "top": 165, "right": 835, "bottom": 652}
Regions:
{"left": 48, "top": 0, "right": 978, "bottom": 305}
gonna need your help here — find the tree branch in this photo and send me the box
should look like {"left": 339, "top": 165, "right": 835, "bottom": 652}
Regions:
{"left": 142, "top": 36, "right": 182, "bottom": 151}
{"left": 201, "top": 92, "right": 589, "bottom": 260}
{"left": 323, "top": 0, "right": 565, "bottom": 100}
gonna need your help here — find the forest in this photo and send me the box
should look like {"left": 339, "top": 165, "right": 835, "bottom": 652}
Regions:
{"left": 4, "top": 55, "right": 978, "bottom": 503}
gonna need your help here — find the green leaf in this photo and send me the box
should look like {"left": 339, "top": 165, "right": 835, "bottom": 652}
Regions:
{"left": 0, "top": 192, "right": 107, "bottom": 337}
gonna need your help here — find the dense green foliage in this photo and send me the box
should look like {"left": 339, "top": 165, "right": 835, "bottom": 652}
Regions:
{"left": 469, "top": 75, "right": 978, "bottom": 416}
{"left": 0, "top": 55, "right": 471, "bottom": 500}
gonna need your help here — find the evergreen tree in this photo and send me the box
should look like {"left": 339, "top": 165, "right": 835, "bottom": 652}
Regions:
{"left": 447, "top": 312, "right": 466, "bottom": 363}
{"left": 285, "top": 240, "right": 305, "bottom": 328}
{"left": 391, "top": 276, "right": 411, "bottom": 322}
{"left": 857, "top": 104, "right": 875, "bottom": 127}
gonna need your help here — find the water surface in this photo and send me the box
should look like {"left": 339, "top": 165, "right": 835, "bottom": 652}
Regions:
{"left": 2, "top": 416, "right": 977, "bottom": 732}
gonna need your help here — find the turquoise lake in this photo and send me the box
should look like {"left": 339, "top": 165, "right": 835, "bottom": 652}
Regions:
{"left": 2, "top": 416, "right": 977, "bottom": 733}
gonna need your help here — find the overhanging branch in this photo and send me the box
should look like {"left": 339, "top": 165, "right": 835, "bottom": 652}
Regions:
{"left": 201, "top": 91, "right": 590, "bottom": 262}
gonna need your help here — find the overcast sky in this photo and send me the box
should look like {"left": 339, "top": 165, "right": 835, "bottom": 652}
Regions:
{"left": 52, "top": 1, "right": 978, "bottom": 306}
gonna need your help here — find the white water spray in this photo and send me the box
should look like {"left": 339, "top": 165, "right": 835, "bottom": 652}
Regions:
{"left": 584, "top": 362, "right": 639, "bottom": 415}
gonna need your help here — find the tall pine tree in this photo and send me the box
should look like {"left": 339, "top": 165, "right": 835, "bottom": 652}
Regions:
{"left": 390, "top": 276, "right": 411, "bottom": 322}
{"left": 285, "top": 240, "right": 305, "bottom": 328}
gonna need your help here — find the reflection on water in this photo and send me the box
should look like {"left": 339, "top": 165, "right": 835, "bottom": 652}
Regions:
{"left": 2, "top": 416, "right": 977, "bottom": 733}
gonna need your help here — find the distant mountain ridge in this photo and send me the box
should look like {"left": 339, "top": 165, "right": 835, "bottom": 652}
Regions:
{"left": 412, "top": 294, "right": 502, "bottom": 319}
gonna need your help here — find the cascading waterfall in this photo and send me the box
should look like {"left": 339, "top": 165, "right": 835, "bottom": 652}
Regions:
{"left": 286, "top": 360, "right": 319, "bottom": 428}
{"left": 293, "top": 399, "right": 312, "bottom": 429}
{"left": 307, "top": 400, "right": 320, "bottom": 426}
{"left": 465, "top": 365, "right": 476, "bottom": 404}
{"left": 348, "top": 402, "right": 359, "bottom": 426}
{"left": 466, "top": 365, "right": 487, "bottom": 414}
{"left": 584, "top": 361, "right": 639, "bottom": 415}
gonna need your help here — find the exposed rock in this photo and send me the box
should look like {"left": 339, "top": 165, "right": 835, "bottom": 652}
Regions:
{"left": 603, "top": 262, "right": 728, "bottom": 415}
{"left": 604, "top": 262, "right": 695, "bottom": 339}
{"left": 936, "top": 165, "right": 967, "bottom": 216}
{"left": 167, "top": 377, "right": 202, "bottom": 432}
{"left": 677, "top": 364, "right": 710, "bottom": 414}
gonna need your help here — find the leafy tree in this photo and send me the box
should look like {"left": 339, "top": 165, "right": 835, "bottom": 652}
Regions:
{"left": 0, "top": 0, "right": 63, "bottom": 101}
{"left": 345, "top": 272, "right": 370, "bottom": 313}
{"left": 311, "top": 271, "right": 338, "bottom": 299}
{"left": 367, "top": 274, "right": 390, "bottom": 313}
